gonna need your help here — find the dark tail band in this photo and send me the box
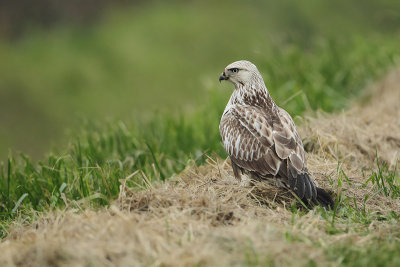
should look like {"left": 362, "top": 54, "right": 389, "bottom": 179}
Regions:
{"left": 313, "top": 187, "right": 334, "bottom": 210}
{"left": 289, "top": 172, "right": 334, "bottom": 210}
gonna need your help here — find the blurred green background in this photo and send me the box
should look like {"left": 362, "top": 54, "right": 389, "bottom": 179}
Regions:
{"left": 0, "top": 0, "right": 399, "bottom": 160}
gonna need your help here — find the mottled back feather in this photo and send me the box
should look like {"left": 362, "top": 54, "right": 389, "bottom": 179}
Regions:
{"left": 219, "top": 60, "right": 320, "bottom": 201}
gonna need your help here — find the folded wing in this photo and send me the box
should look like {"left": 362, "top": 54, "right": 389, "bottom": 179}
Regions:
{"left": 219, "top": 105, "right": 317, "bottom": 200}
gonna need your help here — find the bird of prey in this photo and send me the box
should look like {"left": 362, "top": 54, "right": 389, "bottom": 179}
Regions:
{"left": 219, "top": 60, "right": 333, "bottom": 209}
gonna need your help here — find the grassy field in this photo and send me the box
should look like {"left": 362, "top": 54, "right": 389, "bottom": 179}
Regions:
{"left": 1, "top": 0, "right": 400, "bottom": 265}
{"left": 1, "top": 0, "right": 400, "bottom": 158}
{"left": 1, "top": 72, "right": 400, "bottom": 265}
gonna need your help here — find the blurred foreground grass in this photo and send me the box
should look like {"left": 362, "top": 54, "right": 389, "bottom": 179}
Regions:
{"left": 1, "top": 0, "right": 400, "bottom": 230}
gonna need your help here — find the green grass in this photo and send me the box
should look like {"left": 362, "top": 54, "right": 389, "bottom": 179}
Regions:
{"left": 320, "top": 161, "right": 400, "bottom": 229}
{"left": 242, "top": 241, "right": 400, "bottom": 267}
{"left": 326, "top": 241, "right": 400, "bottom": 267}
{"left": 364, "top": 158, "right": 400, "bottom": 199}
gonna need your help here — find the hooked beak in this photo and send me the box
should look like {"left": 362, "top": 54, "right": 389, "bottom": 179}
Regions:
{"left": 219, "top": 72, "right": 228, "bottom": 83}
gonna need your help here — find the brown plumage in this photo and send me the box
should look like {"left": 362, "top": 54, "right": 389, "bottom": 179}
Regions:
{"left": 219, "top": 60, "right": 333, "bottom": 209}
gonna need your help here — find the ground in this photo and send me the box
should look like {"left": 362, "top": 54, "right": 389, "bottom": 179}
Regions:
{"left": 1, "top": 70, "right": 400, "bottom": 266}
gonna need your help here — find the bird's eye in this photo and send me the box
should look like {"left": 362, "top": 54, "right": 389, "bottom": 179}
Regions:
{"left": 230, "top": 68, "right": 239, "bottom": 73}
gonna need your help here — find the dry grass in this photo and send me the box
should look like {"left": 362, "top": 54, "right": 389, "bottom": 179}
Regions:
{"left": 301, "top": 69, "right": 400, "bottom": 168}
{"left": 1, "top": 71, "right": 400, "bottom": 266}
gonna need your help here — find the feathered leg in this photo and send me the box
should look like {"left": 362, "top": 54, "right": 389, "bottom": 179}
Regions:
{"left": 230, "top": 159, "right": 241, "bottom": 180}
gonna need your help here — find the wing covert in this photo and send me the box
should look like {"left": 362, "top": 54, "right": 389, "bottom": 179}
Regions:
{"left": 220, "top": 105, "right": 314, "bottom": 199}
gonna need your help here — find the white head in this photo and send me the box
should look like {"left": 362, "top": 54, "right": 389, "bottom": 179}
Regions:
{"left": 219, "top": 60, "right": 263, "bottom": 88}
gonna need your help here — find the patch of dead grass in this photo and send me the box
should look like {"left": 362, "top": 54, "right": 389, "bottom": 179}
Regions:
{"left": 1, "top": 70, "right": 400, "bottom": 266}
{"left": 301, "top": 69, "right": 400, "bottom": 168}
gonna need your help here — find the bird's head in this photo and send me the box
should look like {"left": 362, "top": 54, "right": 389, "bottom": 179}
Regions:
{"left": 219, "top": 60, "right": 261, "bottom": 87}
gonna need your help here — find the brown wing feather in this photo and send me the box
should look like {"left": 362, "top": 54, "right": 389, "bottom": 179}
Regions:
{"left": 220, "top": 110, "right": 277, "bottom": 176}
{"left": 278, "top": 107, "right": 307, "bottom": 165}
{"left": 220, "top": 105, "right": 317, "bottom": 200}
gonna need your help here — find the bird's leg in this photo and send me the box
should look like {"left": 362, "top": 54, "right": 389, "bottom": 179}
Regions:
{"left": 231, "top": 160, "right": 251, "bottom": 186}
{"left": 239, "top": 173, "right": 252, "bottom": 186}
{"left": 275, "top": 177, "right": 287, "bottom": 188}
{"left": 230, "top": 160, "right": 241, "bottom": 181}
